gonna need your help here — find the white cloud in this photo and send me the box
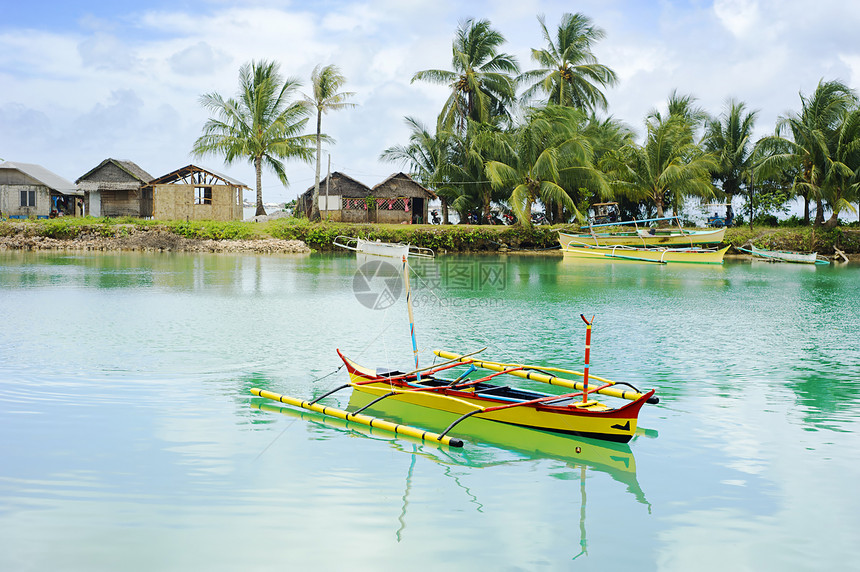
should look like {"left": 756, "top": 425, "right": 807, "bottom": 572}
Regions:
{"left": 169, "top": 42, "right": 231, "bottom": 76}
{"left": 78, "top": 32, "right": 140, "bottom": 71}
{"left": 713, "top": 0, "right": 761, "bottom": 37}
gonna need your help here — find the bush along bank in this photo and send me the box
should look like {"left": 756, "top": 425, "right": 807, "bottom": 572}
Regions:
{"left": 1, "top": 217, "right": 858, "bottom": 255}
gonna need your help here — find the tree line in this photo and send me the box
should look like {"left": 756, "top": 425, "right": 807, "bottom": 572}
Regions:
{"left": 192, "top": 13, "right": 860, "bottom": 228}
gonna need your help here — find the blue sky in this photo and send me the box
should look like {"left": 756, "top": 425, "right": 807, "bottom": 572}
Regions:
{"left": 2, "top": 0, "right": 859, "bottom": 205}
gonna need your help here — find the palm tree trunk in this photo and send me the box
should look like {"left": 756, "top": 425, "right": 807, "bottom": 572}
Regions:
{"left": 442, "top": 198, "right": 450, "bottom": 225}
{"left": 655, "top": 195, "right": 664, "bottom": 219}
{"left": 825, "top": 212, "right": 839, "bottom": 228}
{"left": 803, "top": 193, "right": 810, "bottom": 225}
{"left": 255, "top": 155, "right": 266, "bottom": 216}
{"left": 814, "top": 198, "right": 825, "bottom": 226}
{"left": 311, "top": 110, "right": 323, "bottom": 221}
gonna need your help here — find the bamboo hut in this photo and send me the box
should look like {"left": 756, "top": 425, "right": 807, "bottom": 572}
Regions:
{"left": 370, "top": 173, "right": 436, "bottom": 224}
{"left": 149, "top": 164, "right": 246, "bottom": 221}
{"left": 296, "top": 171, "right": 436, "bottom": 223}
{"left": 296, "top": 172, "right": 372, "bottom": 221}
{"left": 76, "top": 158, "right": 154, "bottom": 217}
{"left": 0, "top": 161, "right": 82, "bottom": 219}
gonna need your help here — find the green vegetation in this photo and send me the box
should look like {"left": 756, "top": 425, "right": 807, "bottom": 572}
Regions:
{"left": 376, "top": 13, "right": 860, "bottom": 230}
{"left": 3, "top": 217, "right": 858, "bottom": 254}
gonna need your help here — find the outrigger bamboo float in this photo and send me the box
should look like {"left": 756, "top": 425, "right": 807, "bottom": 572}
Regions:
{"left": 558, "top": 215, "right": 726, "bottom": 249}
{"left": 252, "top": 257, "right": 658, "bottom": 447}
{"left": 562, "top": 244, "right": 729, "bottom": 264}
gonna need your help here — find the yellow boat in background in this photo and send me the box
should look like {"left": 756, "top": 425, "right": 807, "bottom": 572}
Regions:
{"left": 559, "top": 213, "right": 726, "bottom": 248}
{"left": 562, "top": 244, "right": 729, "bottom": 265}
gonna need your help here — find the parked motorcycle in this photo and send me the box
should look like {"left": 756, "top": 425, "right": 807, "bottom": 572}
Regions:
{"left": 430, "top": 209, "right": 441, "bottom": 224}
{"left": 531, "top": 212, "right": 548, "bottom": 225}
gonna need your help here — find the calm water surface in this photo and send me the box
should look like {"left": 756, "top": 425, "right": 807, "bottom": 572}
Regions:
{"left": 1, "top": 251, "right": 858, "bottom": 571}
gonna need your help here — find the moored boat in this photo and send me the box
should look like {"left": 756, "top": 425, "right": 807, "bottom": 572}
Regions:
{"left": 337, "top": 349, "right": 656, "bottom": 443}
{"left": 739, "top": 244, "right": 822, "bottom": 265}
{"left": 333, "top": 235, "right": 434, "bottom": 260}
{"left": 562, "top": 244, "right": 729, "bottom": 264}
{"left": 558, "top": 215, "right": 726, "bottom": 248}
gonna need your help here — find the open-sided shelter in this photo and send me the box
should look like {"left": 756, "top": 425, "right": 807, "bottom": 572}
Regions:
{"left": 149, "top": 164, "right": 246, "bottom": 221}
{"left": 0, "top": 161, "right": 82, "bottom": 219}
{"left": 76, "top": 158, "right": 154, "bottom": 218}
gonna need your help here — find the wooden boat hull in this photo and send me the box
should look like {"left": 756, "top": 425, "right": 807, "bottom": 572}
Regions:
{"left": 749, "top": 244, "right": 818, "bottom": 264}
{"left": 559, "top": 227, "right": 725, "bottom": 248}
{"left": 337, "top": 351, "right": 653, "bottom": 443}
{"left": 562, "top": 245, "right": 729, "bottom": 264}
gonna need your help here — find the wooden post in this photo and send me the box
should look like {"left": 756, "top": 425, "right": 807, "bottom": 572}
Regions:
{"left": 325, "top": 154, "right": 330, "bottom": 221}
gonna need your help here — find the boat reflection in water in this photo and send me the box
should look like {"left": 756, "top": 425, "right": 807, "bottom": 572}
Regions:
{"left": 252, "top": 390, "right": 651, "bottom": 559}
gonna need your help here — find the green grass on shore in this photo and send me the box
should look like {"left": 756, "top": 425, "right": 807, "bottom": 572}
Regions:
{"left": 2, "top": 216, "right": 859, "bottom": 253}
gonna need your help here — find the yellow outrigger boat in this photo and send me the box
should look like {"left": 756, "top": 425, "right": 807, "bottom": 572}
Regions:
{"left": 252, "top": 257, "right": 659, "bottom": 447}
{"left": 336, "top": 348, "right": 656, "bottom": 443}
{"left": 563, "top": 244, "right": 729, "bottom": 264}
{"left": 559, "top": 214, "right": 726, "bottom": 248}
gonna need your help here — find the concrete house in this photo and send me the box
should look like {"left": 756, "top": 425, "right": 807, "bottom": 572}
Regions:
{"left": 76, "top": 158, "right": 154, "bottom": 218}
{"left": 0, "top": 161, "right": 82, "bottom": 219}
{"left": 149, "top": 164, "right": 246, "bottom": 221}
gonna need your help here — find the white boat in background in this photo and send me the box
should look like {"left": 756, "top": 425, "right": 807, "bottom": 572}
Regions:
{"left": 739, "top": 245, "right": 824, "bottom": 265}
{"left": 333, "top": 235, "right": 434, "bottom": 261}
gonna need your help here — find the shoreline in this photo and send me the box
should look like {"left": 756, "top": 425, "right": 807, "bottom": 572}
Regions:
{"left": 1, "top": 219, "right": 858, "bottom": 258}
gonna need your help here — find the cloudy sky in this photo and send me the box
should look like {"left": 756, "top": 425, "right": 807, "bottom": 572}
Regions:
{"left": 2, "top": 0, "right": 859, "bottom": 204}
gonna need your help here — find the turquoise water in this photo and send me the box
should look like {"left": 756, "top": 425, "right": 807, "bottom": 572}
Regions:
{"left": 1, "top": 251, "right": 858, "bottom": 571}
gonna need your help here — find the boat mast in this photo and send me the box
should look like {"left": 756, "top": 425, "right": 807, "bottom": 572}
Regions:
{"left": 403, "top": 256, "right": 421, "bottom": 381}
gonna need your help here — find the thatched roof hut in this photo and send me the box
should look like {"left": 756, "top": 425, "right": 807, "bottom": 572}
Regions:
{"left": 76, "top": 158, "right": 154, "bottom": 217}
{"left": 296, "top": 172, "right": 372, "bottom": 219}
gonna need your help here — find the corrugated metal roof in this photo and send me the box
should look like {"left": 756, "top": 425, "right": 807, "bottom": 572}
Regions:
{"left": 0, "top": 161, "right": 78, "bottom": 194}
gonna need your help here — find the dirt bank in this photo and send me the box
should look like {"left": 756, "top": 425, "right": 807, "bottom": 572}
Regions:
{"left": 0, "top": 227, "right": 310, "bottom": 254}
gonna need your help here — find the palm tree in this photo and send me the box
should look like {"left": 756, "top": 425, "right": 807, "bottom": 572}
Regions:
{"left": 412, "top": 18, "right": 519, "bottom": 132}
{"left": 603, "top": 112, "right": 716, "bottom": 220}
{"left": 304, "top": 64, "right": 356, "bottom": 221}
{"left": 757, "top": 80, "right": 858, "bottom": 225}
{"left": 519, "top": 13, "right": 618, "bottom": 112}
{"left": 820, "top": 108, "right": 860, "bottom": 227}
{"left": 485, "top": 106, "right": 606, "bottom": 225}
{"left": 192, "top": 60, "right": 314, "bottom": 216}
{"left": 704, "top": 99, "right": 758, "bottom": 217}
